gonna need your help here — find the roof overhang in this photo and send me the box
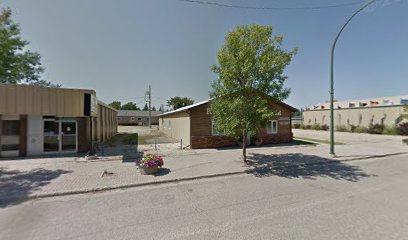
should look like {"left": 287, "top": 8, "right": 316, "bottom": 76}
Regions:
{"left": 160, "top": 98, "right": 298, "bottom": 116}
{"left": 160, "top": 99, "right": 211, "bottom": 116}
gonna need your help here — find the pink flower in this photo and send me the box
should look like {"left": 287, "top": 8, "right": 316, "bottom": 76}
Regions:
{"left": 139, "top": 154, "right": 164, "bottom": 168}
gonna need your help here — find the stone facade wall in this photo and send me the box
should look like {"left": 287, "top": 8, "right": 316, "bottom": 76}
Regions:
{"left": 191, "top": 136, "right": 237, "bottom": 149}
{"left": 257, "top": 131, "right": 293, "bottom": 144}
{"left": 189, "top": 102, "right": 294, "bottom": 149}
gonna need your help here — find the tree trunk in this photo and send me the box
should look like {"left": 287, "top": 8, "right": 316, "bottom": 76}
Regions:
{"left": 242, "top": 130, "right": 247, "bottom": 163}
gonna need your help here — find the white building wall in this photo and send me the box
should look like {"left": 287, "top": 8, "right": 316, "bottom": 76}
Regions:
{"left": 303, "top": 105, "right": 405, "bottom": 128}
{"left": 27, "top": 115, "right": 43, "bottom": 155}
{"left": 159, "top": 112, "right": 191, "bottom": 146}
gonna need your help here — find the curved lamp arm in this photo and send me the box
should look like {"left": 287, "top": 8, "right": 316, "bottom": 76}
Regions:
{"left": 330, "top": 0, "right": 378, "bottom": 155}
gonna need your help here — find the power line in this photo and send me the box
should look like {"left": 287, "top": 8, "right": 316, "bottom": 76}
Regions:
{"left": 179, "top": 0, "right": 367, "bottom": 10}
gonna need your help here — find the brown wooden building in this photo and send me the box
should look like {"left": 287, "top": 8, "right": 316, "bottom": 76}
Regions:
{"left": 159, "top": 99, "right": 296, "bottom": 149}
{"left": 0, "top": 84, "right": 117, "bottom": 157}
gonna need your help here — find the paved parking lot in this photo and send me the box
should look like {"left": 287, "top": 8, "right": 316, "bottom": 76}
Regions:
{"left": 293, "top": 129, "right": 406, "bottom": 145}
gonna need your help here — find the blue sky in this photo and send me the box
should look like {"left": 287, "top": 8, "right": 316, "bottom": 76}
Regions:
{"left": 2, "top": 0, "right": 407, "bottom": 109}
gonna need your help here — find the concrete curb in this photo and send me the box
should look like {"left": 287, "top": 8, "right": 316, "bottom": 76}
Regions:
{"left": 1, "top": 170, "right": 247, "bottom": 203}
{"left": 2, "top": 151, "right": 407, "bottom": 203}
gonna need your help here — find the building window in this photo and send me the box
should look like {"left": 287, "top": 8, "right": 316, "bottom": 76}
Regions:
{"left": 138, "top": 118, "right": 142, "bottom": 121}
{"left": 1, "top": 143, "right": 19, "bottom": 151}
{"left": 1, "top": 120, "right": 20, "bottom": 152}
{"left": 2, "top": 120, "right": 20, "bottom": 135}
{"left": 267, "top": 120, "right": 278, "bottom": 134}
{"left": 212, "top": 121, "right": 224, "bottom": 136}
{"left": 131, "top": 117, "right": 135, "bottom": 121}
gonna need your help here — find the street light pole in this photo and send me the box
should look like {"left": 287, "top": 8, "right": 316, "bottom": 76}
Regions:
{"left": 330, "top": 0, "right": 377, "bottom": 155}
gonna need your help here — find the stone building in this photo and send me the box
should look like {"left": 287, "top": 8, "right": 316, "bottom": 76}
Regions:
{"left": 159, "top": 99, "right": 296, "bottom": 149}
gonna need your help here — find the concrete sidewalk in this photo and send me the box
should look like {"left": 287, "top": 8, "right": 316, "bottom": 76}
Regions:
{"left": 0, "top": 147, "right": 248, "bottom": 203}
{"left": 1, "top": 138, "right": 407, "bottom": 205}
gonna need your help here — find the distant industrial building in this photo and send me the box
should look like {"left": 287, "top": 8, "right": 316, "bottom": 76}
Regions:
{"left": 117, "top": 110, "right": 162, "bottom": 126}
{"left": 0, "top": 84, "right": 117, "bottom": 157}
{"left": 303, "top": 95, "right": 408, "bottom": 128}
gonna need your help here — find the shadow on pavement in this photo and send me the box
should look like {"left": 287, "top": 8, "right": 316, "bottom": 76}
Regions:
{"left": 247, "top": 153, "right": 375, "bottom": 181}
{"left": 98, "top": 133, "right": 145, "bottom": 163}
{"left": 99, "top": 145, "right": 143, "bottom": 163}
{"left": 0, "top": 167, "right": 71, "bottom": 208}
{"left": 155, "top": 168, "right": 171, "bottom": 176}
{"left": 215, "top": 140, "right": 316, "bottom": 151}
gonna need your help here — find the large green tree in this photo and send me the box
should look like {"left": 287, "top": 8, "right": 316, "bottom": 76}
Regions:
{"left": 121, "top": 102, "right": 140, "bottom": 110}
{"left": 143, "top": 103, "right": 149, "bottom": 111}
{"left": 108, "top": 101, "right": 121, "bottom": 110}
{"left": 0, "top": 8, "right": 59, "bottom": 87}
{"left": 210, "top": 24, "right": 297, "bottom": 163}
{"left": 167, "top": 96, "right": 194, "bottom": 110}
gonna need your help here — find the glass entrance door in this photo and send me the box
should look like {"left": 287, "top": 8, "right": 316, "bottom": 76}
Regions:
{"left": 44, "top": 120, "right": 59, "bottom": 152}
{"left": 61, "top": 120, "right": 77, "bottom": 152}
{"left": 43, "top": 119, "right": 77, "bottom": 153}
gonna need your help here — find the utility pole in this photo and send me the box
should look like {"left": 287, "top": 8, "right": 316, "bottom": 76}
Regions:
{"left": 144, "top": 85, "right": 152, "bottom": 128}
{"left": 330, "top": 0, "right": 377, "bottom": 155}
{"left": 148, "top": 85, "right": 152, "bottom": 128}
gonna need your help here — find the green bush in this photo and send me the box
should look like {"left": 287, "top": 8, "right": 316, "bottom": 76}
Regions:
{"left": 336, "top": 125, "right": 348, "bottom": 132}
{"left": 299, "top": 124, "right": 306, "bottom": 129}
{"left": 321, "top": 124, "right": 329, "bottom": 131}
{"left": 293, "top": 123, "right": 301, "bottom": 129}
{"left": 312, "top": 124, "right": 321, "bottom": 130}
{"left": 368, "top": 124, "right": 384, "bottom": 135}
{"left": 354, "top": 126, "right": 368, "bottom": 133}
{"left": 305, "top": 125, "right": 312, "bottom": 129}
{"left": 349, "top": 124, "right": 356, "bottom": 133}
{"left": 403, "top": 138, "right": 408, "bottom": 145}
{"left": 397, "top": 122, "right": 408, "bottom": 136}
{"left": 382, "top": 126, "right": 400, "bottom": 135}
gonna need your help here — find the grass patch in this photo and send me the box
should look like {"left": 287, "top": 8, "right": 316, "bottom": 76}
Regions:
{"left": 105, "top": 133, "right": 139, "bottom": 146}
{"left": 122, "top": 133, "right": 139, "bottom": 145}
{"left": 294, "top": 137, "right": 344, "bottom": 145}
{"left": 291, "top": 139, "right": 317, "bottom": 146}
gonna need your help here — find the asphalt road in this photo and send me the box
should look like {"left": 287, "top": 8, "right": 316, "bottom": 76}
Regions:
{"left": 1, "top": 154, "right": 408, "bottom": 240}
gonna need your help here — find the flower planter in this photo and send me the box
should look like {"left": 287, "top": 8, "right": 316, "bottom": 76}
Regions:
{"left": 138, "top": 154, "right": 164, "bottom": 175}
{"left": 140, "top": 165, "right": 158, "bottom": 175}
